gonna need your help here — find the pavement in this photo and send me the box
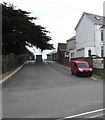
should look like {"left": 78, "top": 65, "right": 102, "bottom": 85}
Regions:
{"left": 0, "top": 60, "right": 103, "bottom": 84}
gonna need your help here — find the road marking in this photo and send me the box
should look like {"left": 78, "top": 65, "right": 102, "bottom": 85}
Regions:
{"left": 0, "top": 64, "right": 24, "bottom": 84}
{"left": 58, "top": 108, "right": 105, "bottom": 120}
{"left": 90, "top": 77, "right": 97, "bottom": 80}
{"left": 88, "top": 114, "right": 103, "bottom": 118}
{"left": 55, "top": 63, "right": 71, "bottom": 71}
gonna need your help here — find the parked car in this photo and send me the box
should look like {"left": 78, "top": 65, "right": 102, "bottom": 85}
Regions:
{"left": 71, "top": 60, "right": 92, "bottom": 76}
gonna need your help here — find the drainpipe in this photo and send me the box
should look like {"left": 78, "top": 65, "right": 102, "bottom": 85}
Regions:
{"left": 94, "top": 24, "right": 97, "bottom": 56}
{"left": 94, "top": 25, "right": 95, "bottom": 47}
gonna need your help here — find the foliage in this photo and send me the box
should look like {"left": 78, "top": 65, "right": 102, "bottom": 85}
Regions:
{"left": 2, "top": 2, "right": 54, "bottom": 55}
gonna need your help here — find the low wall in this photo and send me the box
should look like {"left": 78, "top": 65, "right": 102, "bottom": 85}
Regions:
{"left": 92, "top": 57, "right": 104, "bottom": 77}
{"left": 92, "top": 68, "right": 103, "bottom": 76}
{"left": 2, "top": 54, "right": 27, "bottom": 74}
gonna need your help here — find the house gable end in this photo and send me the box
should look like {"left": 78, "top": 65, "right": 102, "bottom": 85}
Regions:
{"left": 75, "top": 12, "right": 95, "bottom": 31}
{"left": 58, "top": 43, "right": 67, "bottom": 52}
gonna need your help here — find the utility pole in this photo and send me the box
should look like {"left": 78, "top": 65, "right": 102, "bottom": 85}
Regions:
{"left": 103, "top": 2, "right": 105, "bottom": 78}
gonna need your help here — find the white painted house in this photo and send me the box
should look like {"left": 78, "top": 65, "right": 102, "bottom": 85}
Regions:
{"left": 103, "top": 25, "right": 105, "bottom": 57}
{"left": 66, "top": 36, "right": 76, "bottom": 61}
{"left": 75, "top": 12, "right": 104, "bottom": 58}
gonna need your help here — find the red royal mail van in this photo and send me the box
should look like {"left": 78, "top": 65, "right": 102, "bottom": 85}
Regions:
{"left": 71, "top": 60, "right": 92, "bottom": 76}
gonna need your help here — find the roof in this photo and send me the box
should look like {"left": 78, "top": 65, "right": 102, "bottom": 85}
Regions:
{"left": 67, "top": 36, "right": 76, "bottom": 42}
{"left": 75, "top": 12, "right": 105, "bottom": 30}
{"left": 47, "top": 50, "right": 57, "bottom": 55}
{"left": 102, "top": 25, "right": 105, "bottom": 28}
{"left": 58, "top": 43, "right": 67, "bottom": 51}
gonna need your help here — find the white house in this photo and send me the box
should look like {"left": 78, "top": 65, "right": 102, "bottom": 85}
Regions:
{"left": 66, "top": 36, "right": 76, "bottom": 61}
{"left": 103, "top": 25, "right": 105, "bottom": 57}
{"left": 75, "top": 12, "right": 104, "bottom": 58}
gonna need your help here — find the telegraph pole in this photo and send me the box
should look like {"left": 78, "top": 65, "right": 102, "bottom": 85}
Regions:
{"left": 103, "top": 2, "right": 105, "bottom": 78}
{"left": 104, "top": 2, "right": 105, "bottom": 56}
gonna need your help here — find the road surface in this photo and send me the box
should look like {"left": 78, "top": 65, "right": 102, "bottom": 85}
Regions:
{"left": 2, "top": 61, "right": 103, "bottom": 119}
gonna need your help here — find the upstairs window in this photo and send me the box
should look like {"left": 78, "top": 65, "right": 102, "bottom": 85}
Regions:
{"left": 101, "top": 30, "right": 103, "bottom": 41}
{"left": 88, "top": 50, "right": 91, "bottom": 56}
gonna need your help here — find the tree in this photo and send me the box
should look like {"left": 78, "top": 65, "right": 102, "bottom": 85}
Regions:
{"left": 2, "top": 2, "right": 54, "bottom": 55}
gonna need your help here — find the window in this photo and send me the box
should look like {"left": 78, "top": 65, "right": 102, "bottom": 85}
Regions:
{"left": 101, "top": 30, "right": 103, "bottom": 41}
{"left": 101, "top": 46, "right": 103, "bottom": 57}
{"left": 71, "top": 53, "right": 74, "bottom": 58}
{"left": 94, "top": 16, "right": 101, "bottom": 20}
{"left": 88, "top": 50, "right": 91, "bottom": 56}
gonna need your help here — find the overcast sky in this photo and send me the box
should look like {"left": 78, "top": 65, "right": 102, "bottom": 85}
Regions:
{"left": 1, "top": 0, "right": 104, "bottom": 58}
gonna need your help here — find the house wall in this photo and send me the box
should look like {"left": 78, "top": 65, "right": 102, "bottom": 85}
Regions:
{"left": 69, "top": 49, "right": 77, "bottom": 61}
{"left": 76, "top": 48, "right": 84, "bottom": 57}
{"left": 76, "top": 14, "right": 96, "bottom": 57}
{"left": 67, "top": 39, "right": 76, "bottom": 61}
{"left": 103, "top": 28, "right": 105, "bottom": 78}
{"left": 76, "top": 15, "right": 104, "bottom": 58}
{"left": 85, "top": 47, "right": 96, "bottom": 57}
{"left": 67, "top": 40, "right": 76, "bottom": 52}
{"left": 94, "top": 25, "right": 103, "bottom": 57}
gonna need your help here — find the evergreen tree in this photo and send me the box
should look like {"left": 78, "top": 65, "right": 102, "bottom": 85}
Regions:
{"left": 2, "top": 2, "right": 54, "bottom": 55}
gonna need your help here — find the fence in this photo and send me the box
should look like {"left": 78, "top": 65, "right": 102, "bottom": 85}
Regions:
{"left": 2, "top": 54, "right": 27, "bottom": 74}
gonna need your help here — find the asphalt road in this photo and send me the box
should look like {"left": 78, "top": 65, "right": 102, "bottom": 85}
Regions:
{"left": 2, "top": 61, "right": 103, "bottom": 119}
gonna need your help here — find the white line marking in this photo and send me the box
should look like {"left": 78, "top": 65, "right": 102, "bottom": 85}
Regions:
{"left": 0, "top": 64, "right": 24, "bottom": 84}
{"left": 88, "top": 114, "right": 103, "bottom": 118}
{"left": 56, "top": 64, "right": 71, "bottom": 71}
{"left": 60, "top": 108, "right": 105, "bottom": 119}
